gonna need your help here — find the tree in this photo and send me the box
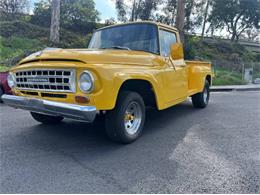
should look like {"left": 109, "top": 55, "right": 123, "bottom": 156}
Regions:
{"left": 154, "top": 0, "right": 177, "bottom": 25}
{"left": 105, "top": 18, "right": 116, "bottom": 26}
{"left": 131, "top": 0, "right": 137, "bottom": 21}
{"left": 50, "top": 0, "right": 60, "bottom": 43}
{"left": 139, "top": 0, "right": 159, "bottom": 20}
{"left": 31, "top": 0, "right": 100, "bottom": 34}
{"left": 184, "top": 0, "right": 193, "bottom": 32}
{"left": 156, "top": 0, "right": 204, "bottom": 33}
{"left": 176, "top": 0, "right": 185, "bottom": 42}
{"left": 0, "top": 0, "right": 29, "bottom": 14}
{"left": 168, "top": 0, "right": 178, "bottom": 25}
{"left": 61, "top": 0, "right": 100, "bottom": 32}
{"left": 208, "top": 0, "right": 260, "bottom": 41}
{"left": 201, "top": 0, "right": 210, "bottom": 39}
{"left": 116, "top": 0, "right": 127, "bottom": 22}
{"left": 240, "top": 28, "right": 260, "bottom": 42}
{"left": 115, "top": 0, "right": 160, "bottom": 22}
{"left": 30, "top": 0, "right": 51, "bottom": 28}
{"left": 0, "top": 0, "right": 30, "bottom": 20}
{"left": 184, "top": 0, "right": 205, "bottom": 33}
{"left": 165, "top": 0, "right": 177, "bottom": 25}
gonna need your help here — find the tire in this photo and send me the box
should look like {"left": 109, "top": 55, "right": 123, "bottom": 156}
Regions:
{"left": 0, "top": 87, "right": 3, "bottom": 103}
{"left": 192, "top": 80, "right": 210, "bottom": 108}
{"left": 105, "top": 91, "right": 145, "bottom": 144}
{"left": 30, "top": 112, "right": 64, "bottom": 124}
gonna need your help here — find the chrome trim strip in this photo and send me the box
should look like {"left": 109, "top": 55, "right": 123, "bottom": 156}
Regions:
{"left": 2, "top": 95, "right": 97, "bottom": 122}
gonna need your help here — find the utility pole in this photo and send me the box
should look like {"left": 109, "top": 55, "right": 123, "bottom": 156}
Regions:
{"left": 50, "top": 0, "right": 60, "bottom": 44}
{"left": 176, "top": 0, "right": 185, "bottom": 43}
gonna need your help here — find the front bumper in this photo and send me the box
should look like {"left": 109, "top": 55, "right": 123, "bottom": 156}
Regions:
{"left": 2, "top": 95, "right": 97, "bottom": 122}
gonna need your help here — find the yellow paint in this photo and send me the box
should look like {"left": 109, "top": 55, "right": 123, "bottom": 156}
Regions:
{"left": 10, "top": 21, "right": 214, "bottom": 111}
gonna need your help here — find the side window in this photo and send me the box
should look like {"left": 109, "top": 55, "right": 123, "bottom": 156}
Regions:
{"left": 159, "top": 29, "right": 177, "bottom": 57}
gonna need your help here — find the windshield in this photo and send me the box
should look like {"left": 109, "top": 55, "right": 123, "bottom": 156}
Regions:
{"left": 88, "top": 23, "right": 159, "bottom": 54}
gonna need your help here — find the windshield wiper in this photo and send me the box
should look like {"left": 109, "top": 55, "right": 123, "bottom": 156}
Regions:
{"left": 101, "top": 46, "right": 131, "bottom": 51}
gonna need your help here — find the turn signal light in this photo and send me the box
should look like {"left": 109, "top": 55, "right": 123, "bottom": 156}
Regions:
{"left": 75, "top": 96, "right": 89, "bottom": 104}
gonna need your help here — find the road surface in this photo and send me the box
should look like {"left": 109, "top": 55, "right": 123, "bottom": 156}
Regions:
{"left": 0, "top": 91, "right": 259, "bottom": 193}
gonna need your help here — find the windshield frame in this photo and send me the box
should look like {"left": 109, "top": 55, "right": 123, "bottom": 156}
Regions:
{"left": 88, "top": 23, "right": 161, "bottom": 55}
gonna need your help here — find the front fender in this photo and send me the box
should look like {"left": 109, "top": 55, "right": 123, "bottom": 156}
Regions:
{"left": 91, "top": 70, "right": 164, "bottom": 110}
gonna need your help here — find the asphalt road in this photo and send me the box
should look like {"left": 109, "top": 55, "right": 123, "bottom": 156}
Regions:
{"left": 0, "top": 91, "right": 259, "bottom": 193}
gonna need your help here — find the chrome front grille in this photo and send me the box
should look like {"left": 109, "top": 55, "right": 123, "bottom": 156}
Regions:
{"left": 15, "top": 69, "right": 76, "bottom": 93}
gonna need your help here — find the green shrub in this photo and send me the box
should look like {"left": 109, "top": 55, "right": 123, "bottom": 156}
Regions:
{"left": 0, "top": 20, "right": 49, "bottom": 40}
{"left": 0, "top": 36, "right": 46, "bottom": 64}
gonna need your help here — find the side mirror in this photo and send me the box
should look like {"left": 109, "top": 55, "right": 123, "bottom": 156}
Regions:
{"left": 170, "top": 43, "right": 184, "bottom": 60}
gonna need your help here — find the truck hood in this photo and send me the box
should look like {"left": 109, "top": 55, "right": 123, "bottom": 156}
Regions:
{"left": 18, "top": 49, "right": 160, "bottom": 67}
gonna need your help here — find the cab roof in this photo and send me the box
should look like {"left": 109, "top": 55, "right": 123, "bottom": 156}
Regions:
{"left": 97, "top": 21, "right": 179, "bottom": 32}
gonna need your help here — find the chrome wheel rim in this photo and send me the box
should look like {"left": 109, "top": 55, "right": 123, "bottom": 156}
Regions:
{"left": 124, "top": 101, "right": 142, "bottom": 135}
{"left": 203, "top": 87, "right": 208, "bottom": 103}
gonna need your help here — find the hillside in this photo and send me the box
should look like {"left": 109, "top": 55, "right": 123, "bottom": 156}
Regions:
{"left": 185, "top": 36, "right": 260, "bottom": 85}
{"left": 0, "top": 20, "right": 259, "bottom": 85}
{"left": 0, "top": 20, "right": 90, "bottom": 67}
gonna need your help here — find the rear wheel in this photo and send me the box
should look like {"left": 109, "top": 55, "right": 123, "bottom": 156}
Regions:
{"left": 192, "top": 80, "right": 210, "bottom": 108}
{"left": 105, "top": 91, "right": 145, "bottom": 144}
{"left": 30, "top": 112, "right": 64, "bottom": 124}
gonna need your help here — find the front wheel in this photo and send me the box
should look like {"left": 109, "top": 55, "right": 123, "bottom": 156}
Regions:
{"left": 105, "top": 91, "right": 145, "bottom": 144}
{"left": 30, "top": 112, "right": 64, "bottom": 124}
{"left": 192, "top": 80, "right": 210, "bottom": 108}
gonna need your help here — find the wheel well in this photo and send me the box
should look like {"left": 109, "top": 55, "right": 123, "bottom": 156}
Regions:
{"left": 119, "top": 79, "right": 157, "bottom": 108}
{"left": 206, "top": 75, "right": 211, "bottom": 85}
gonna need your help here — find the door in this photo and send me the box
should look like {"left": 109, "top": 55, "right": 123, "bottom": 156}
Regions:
{"left": 159, "top": 29, "right": 188, "bottom": 105}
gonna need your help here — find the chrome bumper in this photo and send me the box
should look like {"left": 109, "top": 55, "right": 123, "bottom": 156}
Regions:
{"left": 2, "top": 95, "right": 97, "bottom": 122}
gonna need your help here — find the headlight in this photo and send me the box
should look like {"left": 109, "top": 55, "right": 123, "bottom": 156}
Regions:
{"left": 7, "top": 72, "right": 16, "bottom": 88}
{"left": 79, "top": 71, "right": 94, "bottom": 93}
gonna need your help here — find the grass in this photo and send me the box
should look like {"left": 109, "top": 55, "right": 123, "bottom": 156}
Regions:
{"left": 0, "top": 65, "right": 9, "bottom": 72}
{"left": 213, "top": 69, "right": 247, "bottom": 85}
{"left": 0, "top": 36, "right": 44, "bottom": 64}
{"left": 0, "top": 20, "right": 89, "bottom": 67}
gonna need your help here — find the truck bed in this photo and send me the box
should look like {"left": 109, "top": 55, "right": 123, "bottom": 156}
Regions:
{"left": 185, "top": 60, "right": 212, "bottom": 96}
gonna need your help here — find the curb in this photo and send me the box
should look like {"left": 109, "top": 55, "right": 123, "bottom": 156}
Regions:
{"left": 210, "top": 86, "right": 260, "bottom": 92}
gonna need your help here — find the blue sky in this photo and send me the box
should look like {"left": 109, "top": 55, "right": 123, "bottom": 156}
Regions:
{"left": 95, "top": 0, "right": 117, "bottom": 22}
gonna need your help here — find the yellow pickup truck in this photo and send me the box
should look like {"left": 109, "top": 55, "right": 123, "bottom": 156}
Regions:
{"left": 3, "top": 21, "right": 213, "bottom": 143}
